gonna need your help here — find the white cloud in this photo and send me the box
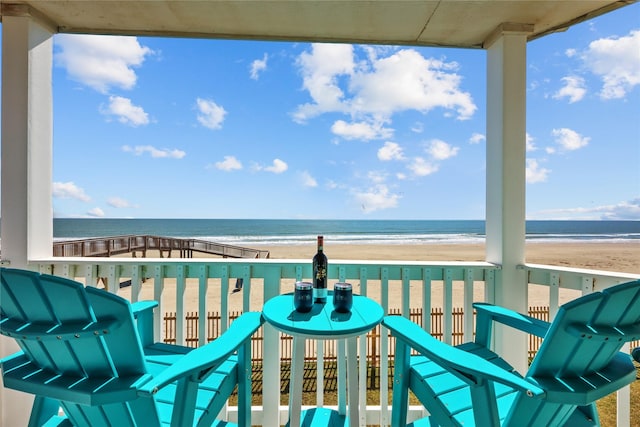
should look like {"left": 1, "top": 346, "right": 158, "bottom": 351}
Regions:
{"left": 293, "top": 44, "right": 355, "bottom": 122}
{"left": 293, "top": 45, "right": 476, "bottom": 124}
{"left": 551, "top": 128, "right": 590, "bottom": 151}
{"left": 553, "top": 76, "right": 586, "bottom": 103}
{"left": 196, "top": 98, "right": 227, "bottom": 130}
{"left": 53, "top": 181, "right": 91, "bottom": 202}
{"left": 55, "top": 34, "right": 153, "bottom": 93}
{"left": 602, "top": 198, "right": 640, "bottom": 220}
{"left": 214, "top": 156, "right": 243, "bottom": 171}
{"left": 469, "top": 133, "right": 485, "bottom": 144}
{"left": 86, "top": 207, "right": 105, "bottom": 218}
{"left": 426, "top": 139, "right": 459, "bottom": 160}
{"left": 331, "top": 119, "right": 393, "bottom": 141}
{"left": 378, "top": 141, "right": 405, "bottom": 161}
{"left": 582, "top": 29, "right": 640, "bottom": 99}
{"left": 250, "top": 53, "right": 268, "bottom": 80}
{"left": 300, "top": 171, "right": 318, "bottom": 188}
{"left": 531, "top": 198, "right": 640, "bottom": 220}
{"left": 255, "top": 158, "right": 288, "bottom": 174}
{"left": 565, "top": 48, "right": 577, "bottom": 58}
{"left": 101, "top": 96, "right": 149, "bottom": 126}
{"left": 349, "top": 49, "right": 476, "bottom": 120}
{"left": 354, "top": 184, "right": 401, "bottom": 213}
{"left": 526, "top": 159, "right": 550, "bottom": 183}
{"left": 122, "top": 145, "right": 186, "bottom": 159}
{"left": 407, "top": 157, "right": 439, "bottom": 177}
{"left": 107, "top": 197, "right": 134, "bottom": 208}
{"left": 526, "top": 133, "right": 538, "bottom": 152}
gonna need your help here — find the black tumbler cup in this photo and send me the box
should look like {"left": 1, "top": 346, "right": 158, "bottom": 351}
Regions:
{"left": 333, "top": 282, "right": 353, "bottom": 313}
{"left": 294, "top": 281, "right": 314, "bottom": 312}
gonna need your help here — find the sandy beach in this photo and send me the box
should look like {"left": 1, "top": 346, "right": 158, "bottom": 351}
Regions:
{"left": 260, "top": 241, "right": 640, "bottom": 274}
{"left": 118, "top": 242, "right": 639, "bottom": 315}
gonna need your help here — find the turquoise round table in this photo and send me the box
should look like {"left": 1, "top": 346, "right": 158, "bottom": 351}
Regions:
{"left": 262, "top": 292, "right": 384, "bottom": 427}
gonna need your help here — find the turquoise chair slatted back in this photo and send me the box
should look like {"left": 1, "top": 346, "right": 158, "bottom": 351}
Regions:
{"left": 84, "top": 286, "right": 148, "bottom": 377}
{"left": 1, "top": 268, "right": 93, "bottom": 375}
{"left": 2, "top": 268, "right": 261, "bottom": 427}
{"left": 504, "top": 280, "right": 640, "bottom": 425}
{"left": 530, "top": 280, "right": 640, "bottom": 380}
{"left": 0, "top": 268, "right": 147, "bottom": 379}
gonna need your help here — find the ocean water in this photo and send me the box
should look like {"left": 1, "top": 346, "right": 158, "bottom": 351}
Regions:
{"left": 51, "top": 219, "right": 640, "bottom": 246}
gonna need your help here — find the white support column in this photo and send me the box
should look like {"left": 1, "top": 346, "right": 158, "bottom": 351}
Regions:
{"left": 1, "top": 13, "right": 54, "bottom": 427}
{"left": 485, "top": 24, "right": 532, "bottom": 373}
{"left": 1, "top": 14, "right": 54, "bottom": 267}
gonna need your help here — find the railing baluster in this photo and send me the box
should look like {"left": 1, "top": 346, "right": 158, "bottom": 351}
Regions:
{"left": 549, "top": 272, "right": 560, "bottom": 321}
{"left": 262, "top": 265, "right": 283, "bottom": 426}
{"left": 153, "top": 265, "right": 164, "bottom": 343}
{"left": 198, "top": 265, "right": 207, "bottom": 348}
{"left": 380, "top": 267, "right": 389, "bottom": 426}
{"left": 359, "top": 267, "right": 368, "bottom": 427}
{"left": 242, "top": 265, "right": 251, "bottom": 312}
{"left": 131, "top": 264, "right": 141, "bottom": 303}
{"left": 83, "top": 264, "right": 94, "bottom": 288}
{"left": 105, "top": 264, "right": 118, "bottom": 294}
{"left": 617, "top": 343, "right": 631, "bottom": 427}
{"left": 220, "top": 265, "right": 229, "bottom": 332}
{"left": 443, "top": 268, "right": 453, "bottom": 345}
{"left": 176, "top": 264, "right": 186, "bottom": 345}
{"left": 422, "top": 268, "right": 432, "bottom": 330}
{"left": 463, "top": 268, "right": 474, "bottom": 342}
{"left": 401, "top": 267, "right": 410, "bottom": 317}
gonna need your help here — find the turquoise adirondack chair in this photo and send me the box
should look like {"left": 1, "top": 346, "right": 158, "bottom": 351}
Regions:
{"left": 383, "top": 279, "right": 640, "bottom": 426}
{"left": 0, "top": 268, "right": 263, "bottom": 427}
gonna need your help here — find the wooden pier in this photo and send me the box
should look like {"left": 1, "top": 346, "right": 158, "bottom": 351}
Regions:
{"left": 53, "top": 235, "right": 270, "bottom": 259}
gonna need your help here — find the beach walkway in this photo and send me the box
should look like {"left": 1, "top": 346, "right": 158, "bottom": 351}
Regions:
{"left": 53, "top": 235, "right": 270, "bottom": 258}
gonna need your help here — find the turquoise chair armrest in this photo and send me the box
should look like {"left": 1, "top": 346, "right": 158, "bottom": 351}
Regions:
{"left": 138, "top": 311, "right": 264, "bottom": 395}
{"left": 131, "top": 300, "right": 158, "bottom": 316}
{"left": 383, "top": 315, "right": 545, "bottom": 398}
{"left": 473, "top": 302, "right": 551, "bottom": 347}
{"left": 131, "top": 300, "right": 158, "bottom": 348}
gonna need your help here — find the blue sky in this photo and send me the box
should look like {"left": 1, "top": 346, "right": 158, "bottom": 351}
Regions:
{"left": 4, "top": 5, "right": 639, "bottom": 220}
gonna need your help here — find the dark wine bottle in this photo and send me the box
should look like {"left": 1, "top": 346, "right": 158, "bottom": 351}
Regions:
{"left": 312, "top": 235, "right": 328, "bottom": 304}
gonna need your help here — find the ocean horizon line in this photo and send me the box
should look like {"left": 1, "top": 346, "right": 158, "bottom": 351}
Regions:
{"left": 42, "top": 218, "right": 640, "bottom": 246}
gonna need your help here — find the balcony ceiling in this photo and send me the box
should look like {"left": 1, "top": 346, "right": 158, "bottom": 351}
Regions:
{"left": 0, "top": 0, "right": 634, "bottom": 48}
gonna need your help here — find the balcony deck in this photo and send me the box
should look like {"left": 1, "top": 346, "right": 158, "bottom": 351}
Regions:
{"left": 13, "top": 256, "right": 637, "bottom": 426}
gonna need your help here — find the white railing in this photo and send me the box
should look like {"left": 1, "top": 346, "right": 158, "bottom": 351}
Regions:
{"left": 20, "top": 257, "right": 638, "bottom": 426}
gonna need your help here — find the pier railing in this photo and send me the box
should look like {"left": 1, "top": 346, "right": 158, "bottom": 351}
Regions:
{"left": 52, "top": 235, "right": 270, "bottom": 258}
{"left": 26, "top": 257, "right": 639, "bottom": 426}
